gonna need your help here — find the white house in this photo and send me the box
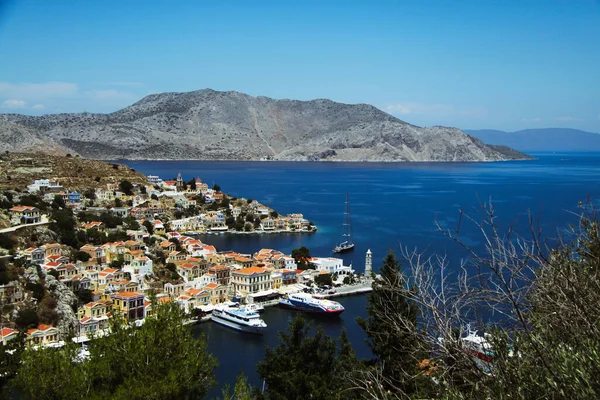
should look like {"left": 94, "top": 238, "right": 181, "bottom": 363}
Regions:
{"left": 310, "top": 257, "right": 353, "bottom": 275}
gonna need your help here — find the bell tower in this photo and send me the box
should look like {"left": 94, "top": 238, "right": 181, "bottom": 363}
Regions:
{"left": 176, "top": 172, "right": 184, "bottom": 192}
{"left": 365, "top": 249, "right": 372, "bottom": 278}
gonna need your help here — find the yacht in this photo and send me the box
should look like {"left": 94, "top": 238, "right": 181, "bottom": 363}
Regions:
{"left": 279, "top": 292, "right": 345, "bottom": 314}
{"left": 333, "top": 192, "right": 354, "bottom": 253}
{"left": 211, "top": 306, "right": 267, "bottom": 334}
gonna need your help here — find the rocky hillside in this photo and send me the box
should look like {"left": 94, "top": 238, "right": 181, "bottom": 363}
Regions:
{"left": 0, "top": 89, "right": 532, "bottom": 161}
{"left": 0, "top": 152, "right": 147, "bottom": 191}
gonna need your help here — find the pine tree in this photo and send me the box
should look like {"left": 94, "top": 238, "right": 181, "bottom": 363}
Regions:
{"left": 357, "top": 250, "right": 424, "bottom": 393}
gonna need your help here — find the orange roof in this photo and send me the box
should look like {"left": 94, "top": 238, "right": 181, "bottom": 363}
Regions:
{"left": 235, "top": 256, "right": 252, "bottom": 262}
{"left": 235, "top": 266, "right": 266, "bottom": 275}
{"left": 38, "top": 324, "right": 53, "bottom": 331}
{"left": 209, "top": 265, "right": 229, "bottom": 271}
{"left": 204, "top": 283, "right": 219, "bottom": 290}
{"left": 0, "top": 327, "right": 17, "bottom": 337}
{"left": 10, "top": 205, "right": 38, "bottom": 211}
{"left": 112, "top": 291, "right": 143, "bottom": 299}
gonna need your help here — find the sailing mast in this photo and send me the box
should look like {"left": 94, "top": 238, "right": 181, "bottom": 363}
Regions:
{"left": 343, "top": 192, "right": 353, "bottom": 245}
{"left": 333, "top": 192, "right": 355, "bottom": 253}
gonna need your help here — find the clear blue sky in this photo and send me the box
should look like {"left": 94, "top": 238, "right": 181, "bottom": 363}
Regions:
{"left": 1, "top": 0, "right": 599, "bottom": 132}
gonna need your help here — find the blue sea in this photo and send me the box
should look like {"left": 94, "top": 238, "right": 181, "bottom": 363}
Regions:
{"left": 119, "top": 152, "right": 600, "bottom": 396}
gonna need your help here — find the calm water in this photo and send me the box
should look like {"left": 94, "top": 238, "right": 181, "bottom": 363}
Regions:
{"left": 118, "top": 152, "right": 600, "bottom": 396}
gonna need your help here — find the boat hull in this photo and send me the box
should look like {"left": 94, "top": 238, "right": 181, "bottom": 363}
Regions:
{"left": 279, "top": 299, "right": 345, "bottom": 315}
{"left": 333, "top": 243, "right": 355, "bottom": 253}
{"left": 211, "top": 314, "right": 266, "bottom": 334}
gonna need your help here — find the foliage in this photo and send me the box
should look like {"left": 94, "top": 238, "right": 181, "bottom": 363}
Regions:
{"left": 220, "top": 372, "right": 256, "bottom": 400}
{"left": 15, "top": 308, "right": 40, "bottom": 330}
{"left": 74, "top": 250, "right": 91, "bottom": 262}
{"left": 99, "top": 211, "right": 123, "bottom": 229}
{"left": 75, "top": 288, "right": 93, "bottom": 305}
{"left": 143, "top": 219, "right": 154, "bottom": 235}
{"left": 26, "top": 281, "right": 45, "bottom": 301}
{"left": 0, "top": 233, "right": 15, "bottom": 250}
{"left": 11, "top": 301, "right": 217, "bottom": 400}
{"left": 291, "top": 246, "right": 313, "bottom": 270}
{"left": 212, "top": 184, "right": 221, "bottom": 192}
{"left": 124, "top": 215, "right": 140, "bottom": 230}
{"left": 0, "top": 332, "right": 25, "bottom": 396}
{"left": 51, "top": 194, "right": 66, "bottom": 209}
{"left": 356, "top": 250, "right": 424, "bottom": 394}
{"left": 257, "top": 316, "right": 359, "bottom": 400}
{"left": 50, "top": 208, "right": 79, "bottom": 247}
{"left": 0, "top": 259, "right": 18, "bottom": 284}
{"left": 118, "top": 180, "right": 134, "bottom": 196}
{"left": 314, "top": 273, "right": 333, "bottom": 286}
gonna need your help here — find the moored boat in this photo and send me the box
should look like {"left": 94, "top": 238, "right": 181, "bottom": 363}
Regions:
{"left": 333, "top": 192, "right": 354, "bottom": 253}
{"left": 211, "top": 306, "right": 267, "bottom": 334}
{"left": 279, "top": 292, "right": 345, "bottom": 314}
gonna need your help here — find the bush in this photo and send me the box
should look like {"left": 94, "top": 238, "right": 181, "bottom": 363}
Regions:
{"left": 15, "top": 309, "right": 39, "bottom": 330}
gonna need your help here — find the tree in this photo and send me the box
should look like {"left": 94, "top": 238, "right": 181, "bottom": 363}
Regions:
{"left": 257, "top": 316, "right": 358, "bottom": 400}
{"left": 74, "top": 251, "right": 91, "bottom": 262}
{"left": 356, "top": 250, "right": 424, "bottom": 394}
{"left": 151, "top": 193, "right": 159, "bottom": 201}
{"left": 142, "top": 219, "right": 154, "bottom": 235}
{"left": 212, "top": 183, "right": 221, "bottom": 192}
{"left": 114, "top": 198, "right": 123, "bottom": 208}
{"left": 291, "top": 246, "right": 313, "bottom": 270}
{"left": 314, "top": 273, "right": 333, "bottom": 286}
{"left": 0, "top": 233, "right": 15, "bottom": 250}
{"left": 15, "top": 308, "right": 39, "bottom": 330}
{"left": 118, "top": 180, "right": 134, "bottom": 196}
{"left": 51, "top": 194, "right": 66, "bottom": 209}
{"left": 11, "top": 301, "right": 217, "bottom": 400}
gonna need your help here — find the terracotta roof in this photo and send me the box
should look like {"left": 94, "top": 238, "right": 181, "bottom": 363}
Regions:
{"left": 0, "top": 327, "right": 17, "bottom": 337}
{"left": 112, "top": 291, "right": 143, "bottom": 299}
{"left": 204, "top": 283, "right": 219, "bottom": 290}
{"left": 235, "top": 266, "right": 267, "bottom": 275}
{"left": 9, "top": 205, "right": 38, "bottom": 212}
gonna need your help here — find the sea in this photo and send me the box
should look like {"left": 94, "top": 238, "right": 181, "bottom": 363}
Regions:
{"left": 118, "top": 152, "right": 600, "bottom": 397}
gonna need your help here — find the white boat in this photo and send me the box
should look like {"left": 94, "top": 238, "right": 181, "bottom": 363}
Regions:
{"left": 279, "top": 292, "right": 345, "bottom": 314}
{"left": 333, "top": 192, "right": 355, "bottom": 253}
{"left": 244, "top": 303, "right": 265, "bottom": 313}
{"left": 211, "top": 306, "right": 267, "bottom": 334}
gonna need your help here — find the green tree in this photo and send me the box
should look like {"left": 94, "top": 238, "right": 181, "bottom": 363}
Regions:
{"left": 212, "top": 183, "right": 221, "bottom": 192}
{"left": 143, "top": 219, "right": 154, "bottom": 235}
{"left": 356, "top": 250, "right": 424, "bottom": 394}
{"left": 314, "top": 273, "right": 333, "bottom": 286}
{"left": 15, "top": 308, "right": 39, "bottom": 330}
{"left": 118, "top": 180, "right": 134, "bottom": 196}
{"left": 291, "top": 246, "right": 312, "bottom": 270}
{"left": 257, "top": 316, "right": 358, "bottom": 400}
{"left": 11, "top": 301, "right": 217, "bottom": 400}
{"left": 51, "top": 194, "right": 66, "bottom": 209}
{"left": 74, "top": 251, "right": 91, "bottom": 262}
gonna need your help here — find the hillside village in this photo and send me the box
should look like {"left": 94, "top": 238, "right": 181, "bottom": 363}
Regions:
{"left": 0, "top": 171, "right": 358, "bottom": 348}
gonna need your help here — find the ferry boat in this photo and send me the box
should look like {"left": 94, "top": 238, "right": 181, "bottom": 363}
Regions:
{"left": 211, "top": 306, "right": 267, "bottom": 334}
{"left": 279, "top": 293, "right": 345, "bottom": 314}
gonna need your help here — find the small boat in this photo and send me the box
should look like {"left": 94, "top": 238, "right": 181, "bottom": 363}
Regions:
{"left": 211, "top": 306, "right": 267, "bottom": 334}
{"left": 279, "top": 292, "right": 345, "bottom": 314}
{"left": 333, "top": 192, "right": 354, "bottom": 253}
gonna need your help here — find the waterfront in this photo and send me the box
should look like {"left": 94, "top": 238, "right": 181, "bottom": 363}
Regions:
{"left": 120, "top": 152, "right": 600, "bottom": 394}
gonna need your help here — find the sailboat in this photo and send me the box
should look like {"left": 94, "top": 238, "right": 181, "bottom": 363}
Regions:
{"left": 333, "top": 192, "right": 355, "bottom": 253}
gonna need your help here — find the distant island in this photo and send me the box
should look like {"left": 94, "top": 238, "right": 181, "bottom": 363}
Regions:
{"left": 465, "top": 128, "right": 600, "bottom": 152}
{"left": 0, "top": 89, "right": 531, "bottom": 162}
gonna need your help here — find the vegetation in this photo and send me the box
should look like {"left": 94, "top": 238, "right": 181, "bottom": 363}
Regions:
{"left": 11, "top": 301, "right": 217, "bottom": 400}
{"left": 291, "top": 246, "right": 313, "bottom": 270}
{"left": 257, "top": 316, "right": 358, "bottom": 400}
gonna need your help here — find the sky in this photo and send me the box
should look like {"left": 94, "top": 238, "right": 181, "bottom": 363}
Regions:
{"left": 0, "top": 0, "right": 599, "bottom": 132}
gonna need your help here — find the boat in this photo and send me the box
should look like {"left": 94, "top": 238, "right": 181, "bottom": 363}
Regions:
{"left": 333, "top": 192, "right": 355, "bottom": 253}
{"left": 211, "top": 306, "right": 267, "bottom": 334}
{"left": 279, "top": 292, "right": 345, "bottom": 314}
{"left": 244, "top": 303, "right": 265, "bottom": 313}
{"left": 462, "top": 329, "right": 494, "bottom": 363}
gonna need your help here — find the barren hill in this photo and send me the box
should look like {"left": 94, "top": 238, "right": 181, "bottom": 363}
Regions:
{"left": 0, "top": 89, "right": 531, "bottom": 162}
{"left": 0, "top": 152, "right": 146, "bottom": 191}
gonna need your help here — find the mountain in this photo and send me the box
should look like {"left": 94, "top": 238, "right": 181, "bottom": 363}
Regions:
{"left": 0, "top": 89, "right": 531, "bottom": 162}
{"left": 465, "top": 128, "right": 600, "bottom": 152}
